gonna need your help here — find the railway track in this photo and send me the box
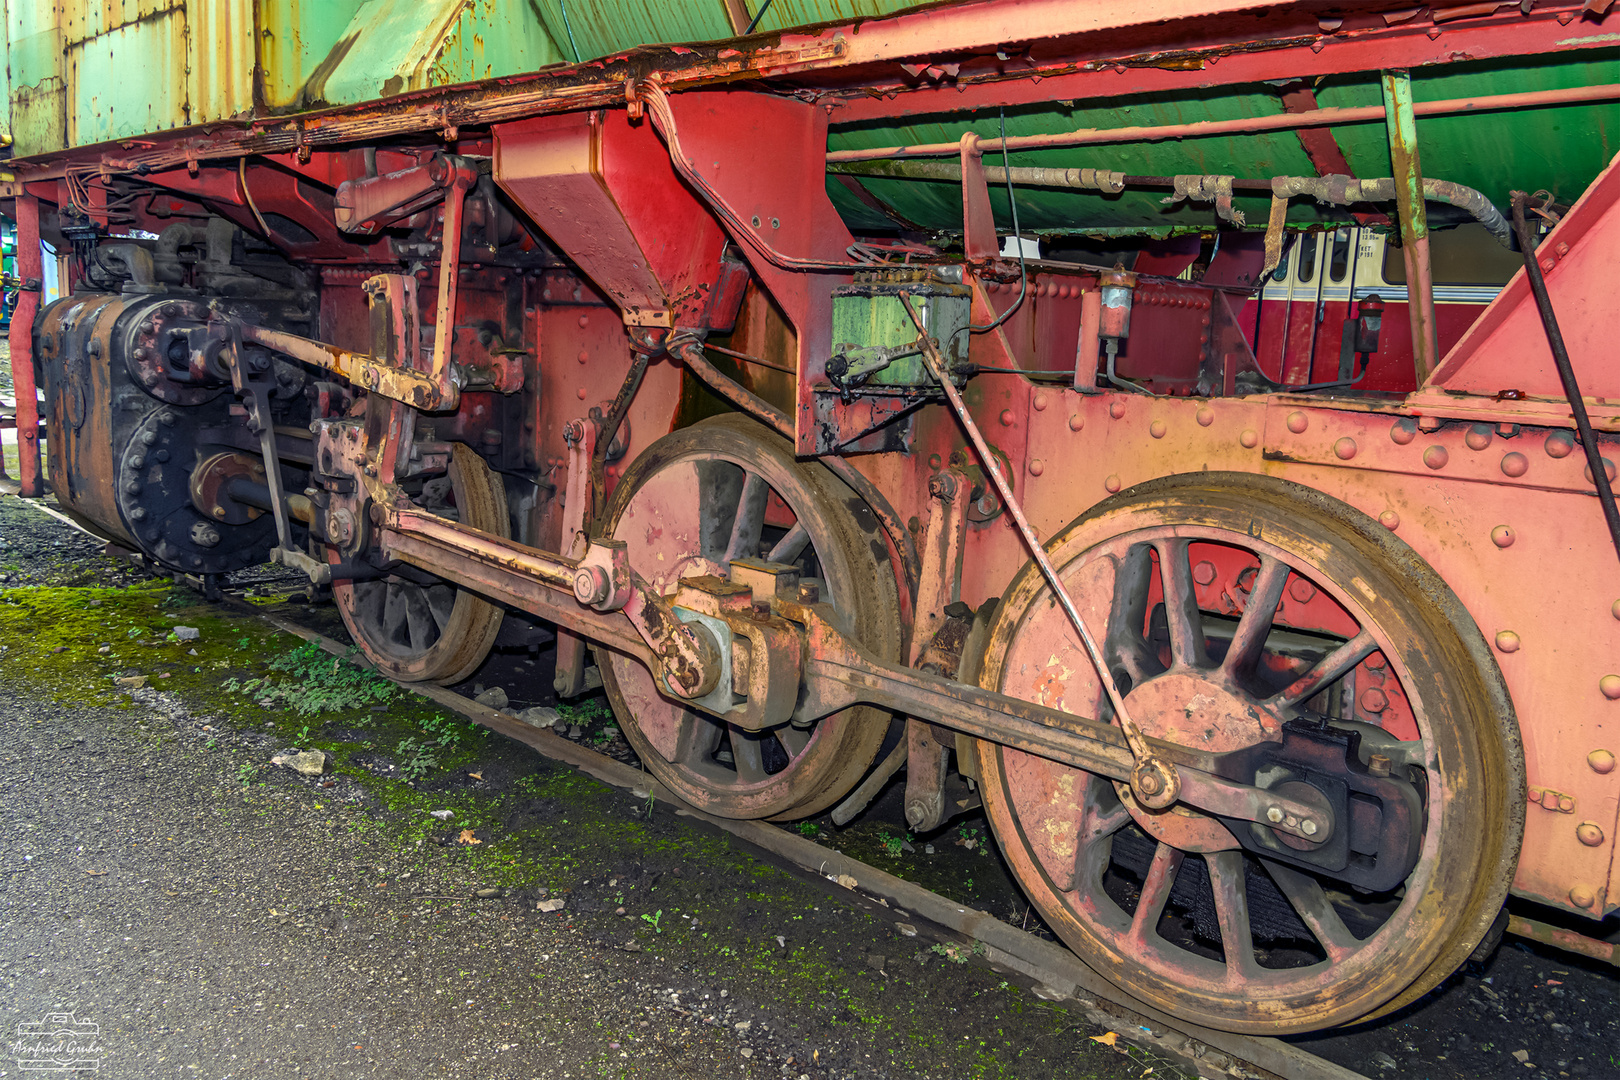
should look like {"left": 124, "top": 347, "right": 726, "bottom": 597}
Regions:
{"left": 234, "top": 597, "right": 1368, "bottom": 1080}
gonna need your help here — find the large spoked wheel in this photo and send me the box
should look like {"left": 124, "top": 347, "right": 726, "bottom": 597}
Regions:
{"left": 332, "top": 444, "right": 509, "bottom": 685}
{"left": 977, "top": 473, "right": 1523, "bottom": 1033}
{"left": 600, "top": 414, "right": 901, "bottom": 820}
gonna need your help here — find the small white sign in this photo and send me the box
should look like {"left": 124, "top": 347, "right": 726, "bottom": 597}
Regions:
{"left": 11, "top": 1011, "right": 104, "bottom": 1072}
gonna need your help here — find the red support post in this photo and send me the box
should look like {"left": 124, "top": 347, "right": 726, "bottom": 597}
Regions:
{"left": 9, "top": 195, "right": 42, "bottom": 497}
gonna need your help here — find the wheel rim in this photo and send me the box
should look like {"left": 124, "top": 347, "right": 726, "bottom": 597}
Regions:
{"left": 977, "top": 473, "right": 1522, "bottom": 1033}
{"left": 332, "top": 444, "right": 508, "bottom": 685}
{"left": 600, "top": 415, "right": 900, "bottom": 820}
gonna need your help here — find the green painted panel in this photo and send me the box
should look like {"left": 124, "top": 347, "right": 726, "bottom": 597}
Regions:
{"left": 255, "top": 0, "right": 370, "bottom": 110}
{"left": 527, "top": 0, "right": 927, "bottom": 63}
{"left": 313, "top": 0, "right": 568, "bottom": 107}
{"left": 65, "top": 7, "right": 188, "bottom": 147}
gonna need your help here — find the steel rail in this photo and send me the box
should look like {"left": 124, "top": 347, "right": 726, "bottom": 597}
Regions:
{"left": 824, "top": 83, "right": 1620, "bottom": 164}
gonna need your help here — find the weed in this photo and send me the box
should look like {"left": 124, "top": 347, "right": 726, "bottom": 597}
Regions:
{"left": 220, "top": 640, "right": 397, "bottom": 716}
{"left": 793, "top": 822, "right": 820, "bottom": 838}
{"left": 235, "top": 762, "right": 257, "bottom": 786}
{"left": 395, "top": 736, "right": 440, "bottom": 781}
{"left": 641, "top": 909, "right": 663, "bottom": 933}
{"left": 877, "top": 830, "right": 913, "bottom": 858}
{"left": 929, "top": 940, "right": 985, "bottom": 964}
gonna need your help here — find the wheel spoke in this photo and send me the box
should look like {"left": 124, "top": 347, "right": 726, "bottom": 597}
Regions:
{"left": 1271, "top": 629, "right": 1377, "bottom": 708}
{"left": 730, "top": 726, "right": 768, "bottom": 784}
{"left": 1206, "top": 851, "right": 1261, "bottom": 980}
{"left": 382, "top": 582, "right": 409, "bottom": 645}
{"left": 402, "top": 587, "right": 437, "bottom": 653}
{"left": 425, "top": 584, "right": 455, "bottom": 632}
{"left": 766, "top": 522, "right": 810, "bottom": 565}
{"left": 1224, "top": 556, "right": 1290, "bottom": 680}
{"left": 774, "top": 724, "right": 810, "bottom": 760}
{"left": 1105, "top": 545, "right": 1161, "bottom": 684}
{"left": 1154, "top": 539, "right": 1207, "bottom": 668}
{"left": 669, "top": 712, "right": 725, "bottom": 767}
{"left": 1265, "top": 861, "right": 1361, "bottom": 964}
{"left": 725, "top": 472, "right": 770, "bottom": 565}
{"left": 1128, "top": 842, "right": 1185, "bottom": 947}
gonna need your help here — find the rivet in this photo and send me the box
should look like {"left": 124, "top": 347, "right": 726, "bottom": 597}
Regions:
{"left": 1150, "top": 420, "right": 1167, "bottom": 439}
{"left": 1334, "top": 437, "right": 1357, "bottom": 460}
{"left": 1196, "top": 407, "right": 1214, "bottom": 427}
{"left": 1359, "top": 688, "right": 1388, "bottom": 713}
{"left": 1289, "top": 579, "right": 1316, "bottom": 603}
{"left": 1240, "top": 429, "right": 1259, "bottom": 449}
{"left": 1588, "top": 749, "right": 1615, "bottom": 774}
{"left": 1614, "top": 598, "right": 1620, "bottom": 621}
{"left": 1542, "top": 257, "right": 1557, "bottom": 273}
{"left": 577, "top": 314, "right": 590, "bottom": 329}
{"left": 1379, "top": 510, "right": 1400, "bottom": 530}
{"left": 578, "top": 350, "right": 589, "bottom": 365}
{"left": 1578, "top": 821, "right": 1606, "bottom": 847}
{"left": 1192, "top": 560, "right": 1217, "bottom": 586}
{"left": 1423, "top": 445, "right": 1449, "bottom": 470}
{"left": 1000, "top": 409, "right": 1015, "bottom": 427}
{"left": 928, "top": 454, "right": 942, "bottom": 469}
{"left": 576, "top": 387, "right": 588, "bottom": 400}
{"left": 1495, "top": 630, "right": 1521, "bottom": 653}
{"left": 1491, "top": 525, "right": 1515, "bottom": 548}
{"left": 1032, "top": 392, "right": 1049, "bottom": 411}
{"left": 1104, "top": 474, "right": 1122, "bottom": 493}
{"left": 1028, "top": 458, "right": 1045, "bottom": 476}
{"left": 1602, "top": 674, "right": 1620, "bottom": 700}
{"left": 1570, "top": 884, "right": 1597, "bottom": 909}
{"left": 1585, "top": 458, "right": 1617, "bottom": 484}
{"left": 1546, "top": 431, "right": 1575, "bottom": 458}
{"left": 1109, "top": 401, "right": 1126, "bottom": 419}
{"left": 1465, "top": 424, "right": 1493, "bottom": 451}
{"left": 1068, "top": 413, "right": 1084, "bottom": 432}
{"left": 1286, "top": 411, "right": 1308, "bottom": 434}
{"left": 1501, "top": 452, "right": 1529, "bottom": 477}
{"left": 1390, "top": 418, "right": 1418, "bottom": 445}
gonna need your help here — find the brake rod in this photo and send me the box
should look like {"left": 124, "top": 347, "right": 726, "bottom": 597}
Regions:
{"left": 898, "top": 295, "right": 1182, "bottom": 810}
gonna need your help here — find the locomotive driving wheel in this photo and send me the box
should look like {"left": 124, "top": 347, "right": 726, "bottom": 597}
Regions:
{"left": 332, "top": 444, "right": 509, "bottom": 685}
{"left": 976, "top": 473, "right": 1523, "bottom": 1033}
{"left": 600, "top": 414, "right": 901, "bottom": 820}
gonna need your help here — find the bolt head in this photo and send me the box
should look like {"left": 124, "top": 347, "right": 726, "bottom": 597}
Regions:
{"left": 1265, "top": 806, "right": 1284, "bottom": 823}
{"left": 1300, "top": 819, "right": 1318, "bottom": 837}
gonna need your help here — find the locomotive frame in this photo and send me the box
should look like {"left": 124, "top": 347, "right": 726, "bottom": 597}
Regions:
{"left": 7, "top": 0, "right": 1620, "bottom": 1034}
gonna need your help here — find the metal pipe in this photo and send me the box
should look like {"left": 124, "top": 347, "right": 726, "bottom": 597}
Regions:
{"left": 825, "top": 83, "right": 1620, "bottom": 164}
{"left": 1510, "top": 192, "right": 1620, "bottom": 572}
{"left": 834, "top": 162, "right": 1513, "bottom": 246}
{"left": 1507, "top": 913, "right": 1620, "bottom": 968}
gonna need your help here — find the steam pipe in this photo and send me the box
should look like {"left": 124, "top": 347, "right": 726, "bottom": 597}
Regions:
{"left": 825, "top": 84, "right": 1620, "bottom": 165}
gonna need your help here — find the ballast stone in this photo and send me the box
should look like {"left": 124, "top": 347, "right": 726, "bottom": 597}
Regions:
{"left": 271, "top": 749, "right": 333, "bottom": 776}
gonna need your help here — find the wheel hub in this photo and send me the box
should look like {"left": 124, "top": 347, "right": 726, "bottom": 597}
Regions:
{"left": 1115, "top": 672, "right": 1285, "bottom": 852}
